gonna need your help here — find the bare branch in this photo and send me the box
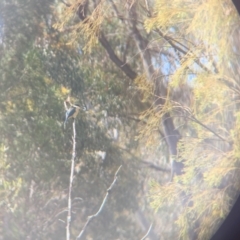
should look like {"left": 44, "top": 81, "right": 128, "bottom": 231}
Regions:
{"left": 140, "top": 223, "right": 153, "bottom": 240}
{"left": 141, "top": 160, "right": 170, "bottom": 173}
{"left": 144, "top": 0, "right": 149, "bottom": 12}
{"left": 98, "top": 33, "right": 137, "bottom": 80}
{"left": 76, "top": 165, "right": 122, "bottom": 240}
{"left": 66, "top": 119, "right": 77, "bottom": 240}
{"left": 60, "top": 0, "right": 71, "bottom": 7}
{"left": 107, "top": 112, "right": 143, "bottom": 123}
{"left": 189, "top": 115, "right": 229, "bottom": 143}
{"left": 109, "top": 0, "right": 125, "bottom": 22}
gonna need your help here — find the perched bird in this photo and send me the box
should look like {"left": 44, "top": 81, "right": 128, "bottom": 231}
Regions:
{"left": 64, "top": 105, "right": 82, "bottom": 129}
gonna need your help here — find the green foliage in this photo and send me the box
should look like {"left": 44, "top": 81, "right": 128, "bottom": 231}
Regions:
{"left": 0, "top": 1, "right": 143, "bottom": 239}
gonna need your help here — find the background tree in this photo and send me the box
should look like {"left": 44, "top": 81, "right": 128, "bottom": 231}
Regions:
{"left": 0, "top": 1, "right": 142, "bottom": 239}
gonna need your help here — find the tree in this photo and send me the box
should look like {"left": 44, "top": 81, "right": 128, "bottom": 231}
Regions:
{"left": 55, "top": 0, "right": 240, "bottom": 239}
{"left": 0, "top": 0, "right": 144, "bottom": 239}
{"left": 1, "top": 0, "right": 240, "bottom": 239}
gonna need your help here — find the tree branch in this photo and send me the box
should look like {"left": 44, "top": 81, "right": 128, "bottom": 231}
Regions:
{"left": 141, "top": 160, "right": 170, "bottom": 173}
{"left": 140, "top": 223, "right": 153, "bottom": 240}
{"left": 129, "top": 7, "right": 154, "bottom": 81}
{"left": 129, "top": 4, "right": 184, "bottom": 180}
{"left": 189, "top": 115, "right": 229, "bottom": 143}
{"left": 155, "top": 29, "right": 238, "bottom": 91}
{"left": 60, "top": 0, "right": 71, "bottom": 7}
{"left": 75, "top": 3, "right": 137, "bottom": 80}
{"left": 76, "top": 165, "right": 122, "bottom": 240}
{"left": 66, "top": 119, "right": 77, "bottom": 240}
{"left": 98, "top": 33, "right": 137, "bottom": 80}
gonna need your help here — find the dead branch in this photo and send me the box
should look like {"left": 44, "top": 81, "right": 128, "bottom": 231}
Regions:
{"left": 140, "top": 223, "right": 153, "bottom": 240}
{"left": 66, "top": 119, "right": 77, "bottom": 240}
{"left": 76, "top": 165, "right": 122, "bottom": 240}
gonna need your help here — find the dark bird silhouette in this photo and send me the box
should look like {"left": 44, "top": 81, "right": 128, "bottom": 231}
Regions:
{"left": 64, "top": 105, "right": 84, "bottom": 129}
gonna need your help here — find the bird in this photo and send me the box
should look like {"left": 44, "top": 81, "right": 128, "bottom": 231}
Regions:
{"left": 64, "top": 105, "right": 84, "bottom": 129}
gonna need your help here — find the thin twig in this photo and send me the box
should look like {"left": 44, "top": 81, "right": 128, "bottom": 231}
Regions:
{"left": 140, "top": 223, "right": 153, "bottom": 240}
{"left": 172, "top": 106, "right": 230, "bottom": 143}
{"left": 141, "top": 160, "right": 170, "bottom": 173}
{"left": 189, "top": 115, "right": 229, "bottom": 143}
{"left": 66, "top": 119, "right": 77, "bottom": 240}
{"left": 60, "top": 0, "right": 71, "bottom": 7}
{"left": 76, "top": 165, "right": 122, "bottom": 240}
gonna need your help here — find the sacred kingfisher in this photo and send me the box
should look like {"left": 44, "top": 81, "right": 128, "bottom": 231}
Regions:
{"left": 64, "top": 105, "right": 85, "bottom": 129}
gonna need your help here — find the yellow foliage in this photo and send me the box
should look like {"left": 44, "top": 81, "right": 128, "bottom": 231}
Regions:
{"left": 55, "top": 0, "right": 107, "bottom": 53}
{"left": 26, "top": 98, "right": 34, "bottom": 112}
{"left": 43, "top": 77, "right": 53, "bottom": 85}
{"left": 145, "top": 0, "right": 193, "bottom": 33}
{"left": 150, "top": 181, "right": 184, "bottom": 210}
{"left": 0, "top": 144, "right": 22, "bottom": 212}
{"left": 6, "top": 101, "right": 16, "bottom": 113}
{"left": 144, "top": 2, "right": 239, "bottom": 237}
{"left": 54, "top": 0, "right": 240, "bottom": 238}
{"left": 134, "top": 74, "right": 153, "bottom": 103}
{"left": 60, "top": 85, "right": 71, "bottom": 95}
